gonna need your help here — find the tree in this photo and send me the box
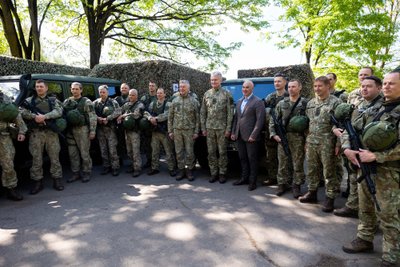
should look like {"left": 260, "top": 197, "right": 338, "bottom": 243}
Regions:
{"left": 0, "top": 0, "right": 52, "bottom": 60}
{"left": 54, "top": 0, "right": 269, "bottom": 68}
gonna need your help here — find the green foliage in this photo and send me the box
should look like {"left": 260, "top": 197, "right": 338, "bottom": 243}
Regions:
{"left": 274, "top": 0, "right": 400, "bottom": 81}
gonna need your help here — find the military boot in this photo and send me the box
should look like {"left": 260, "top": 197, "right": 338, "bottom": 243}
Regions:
{"left": 186, "top": 169, "right": 194, "bottom": 181}
{"left": 81, "top": 172, "right": 91, "bottom": 183}
{"left": 175, "top": 169, "right": 185, "bottom": 181}
{"left": 30, "top": 180, "right": 44, "bottom": 195}
{"left": 101, "top": 167, "right": 111, "bottom": 175}
{"left": 67, "top": 172, "right": 80, "bottom": 183}
{"left": 333, "top": 206, "right": 358, "bottom": 218}
{"left": 299, "top": 190, "right": 318, "bottom": 203}
{"left": 53, "top": 178, "right": 64, "bottom": 191}
{"left": 276, "top": 184, "right": 290, "bottom": 196}
{"left": 342, "top": 237, "right": 373, "bottom": 253}
{"left": 292, "top": 184, "right": 302, "bottom": 199}
{"left": 6, "top": 187, "right": 23, "bottom": 201}
{"left": 321, "top": 197, "right": 335, "bottom": 212}
{"left": 219, "top": 174, "right": 227, "bottom": 184}
{"left": 112, "top": 169, "right": 120, "bottom": 176}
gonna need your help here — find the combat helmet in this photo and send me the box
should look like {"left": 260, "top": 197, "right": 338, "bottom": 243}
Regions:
{"left": 54, "top": 118, "right": 67, "bottom": 132}
{"left": 0, "top": 102, "right": 19, "bottom": 122}
{"left": 362, "top": 121, "right": 398, "bottom": 151}
{"left": 287, "top": 115, "right": 309, "bottom": 133}
{"left": 66, "top": 110, "right": 85, "bottom": 126}
{"left": 102, "top": 106, "right": 114, "bottom": 117}
{"left": 334, "top": 103, "right": 354, "bottom": 121}
{"left": 123, "top": 115, "right": 136, "bottom": 130}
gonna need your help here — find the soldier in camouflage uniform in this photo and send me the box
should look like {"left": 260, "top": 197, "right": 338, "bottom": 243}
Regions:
{"left": 0, "top": 91, "right": 27, "bottom": 201}
{"left": 140, "top": 81, "right": 158, "bottom": 168}
{"left": 118, "top": 89, "right": 145, "bottom": 177}
{"left": 347, "top": 67, "right": 374, "bottom": 109}
{"left": 299, "top": 76, "right": 342, "bottom": 212}
{"left": 21, "top": 79, "right": 64, "bottom": 194}
{"left": 342, "top": 71, "right": 400, "bottom": 267}
{"left": 200, "top": 71, "right": 234, "bottom": 184}
{"left": 168, "top": 80, "right": 200, "bottom": 181}
{"left": 269, "top": 79, "right": 308, "bottom": 198}
{"left": 334, "top": 76, "right": 383, "bottom": 218}
{"left": 327, "top": 72, "right": 348, "bottom": 188}
{"left": 263, "top": 73, "right": 289, "bottom": 186}
{"left": 115, "top": 83, "right": 130, "bottom": 164}
{"left": 63, "top": 82, "right": 97, "bottom": 183}
{"left": 144, "top": 88, "right": 176, "bottom": 177}
{"left": 94, "top": 85, "right": 121, "bottom": 176}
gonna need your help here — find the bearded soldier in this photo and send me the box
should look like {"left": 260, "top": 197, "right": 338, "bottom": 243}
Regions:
{"left": 94, "top": 85, "right": 121, "bottom": 176}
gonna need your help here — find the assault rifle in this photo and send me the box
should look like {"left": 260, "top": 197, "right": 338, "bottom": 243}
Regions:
{"left": 271, "top": 110, "right": 294, "bottom": 176}
{"left": 330, "top": 112, "right": 381, "bottom": 211}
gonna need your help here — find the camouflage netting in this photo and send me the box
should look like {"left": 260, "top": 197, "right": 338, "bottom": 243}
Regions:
{"left": 89, "top": 60, "right": 210, "bottom": 99}
{"left": 0, "top": 56, "right": 90, "bottom": 76}
{"left": 238, "top": 64, "right": 315, "bottom": 98}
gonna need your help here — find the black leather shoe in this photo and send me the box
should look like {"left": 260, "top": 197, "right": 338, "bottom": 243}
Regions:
{"left": 101, "top": 167, "right": 111, "bottom": 175}
{"left": 248, "top": 183, "right": 257, "bottom": 191}
{"left": 30, "top": 180, "right": 44, "bottom": 195}
{"left": 112, "top": 169, "right": 120, "bottom": 176}
{"left": 147, "top": 169, "right": 160, "bottom": 176}
{"left": 233, "top": 179, "right": 249, "bottom": 186}
{"left": 209, "top": 175, "right": 218, "bottom": 183}
{"left": 53, "top": 178, "right": 64, "bottom": 191}
{"left": 6, "top": 187, "right": 23, "bottom": 201}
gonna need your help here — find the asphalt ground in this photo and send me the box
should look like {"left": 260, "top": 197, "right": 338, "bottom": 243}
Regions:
{"left": 0, "top": 160, "right": 394, "bottom": 267}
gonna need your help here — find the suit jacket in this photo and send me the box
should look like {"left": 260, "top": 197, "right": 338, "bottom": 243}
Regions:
{"left": 232, "top": 94, "right": 265, "bottom": 141}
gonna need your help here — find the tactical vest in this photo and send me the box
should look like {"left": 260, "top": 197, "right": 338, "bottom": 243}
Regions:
{"left": 95, "top": 97, "right": 114, "bottom": 117}
{"left": 150, "top": 100, "right": 167, "bottom": 133}
{"left": 64, "top": 97, "right": 90, "bottom": 125}
{"left": 279, "top": 97, "right": 308, "bottom": 128}
{"left": 28, "top": 96, "right": 56, "bottom": 129}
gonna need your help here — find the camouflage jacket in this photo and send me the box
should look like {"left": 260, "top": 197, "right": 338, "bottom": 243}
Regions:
{"left": 93, "top": 97, "right": 121, "bottom": 122}
{"left": 63, "top": 96, "right": 97, "bottom": 135}
{"left": 0, "top": 93, "right": 27, "bottom": 135}
{"left": 347, "top": 88, "right": 364, "bottom": 107}
{"left": 264, "top": 91, "right": 289, "bottom": 124}
{"left": 200, "top": 87, "right": 233, "bottom": 132}
{"left": 343, "top": 98, "right": 400, "bottom": 170}
{"left": 121, "top": 100, "right": 145, "bottom": 120}
{"left": 269, "top": 96, "right": 308, "bottom": 137}
{"left": 306, "top": 95, "right": 342, "bottom": 144}
{"left": 168, "top": 93, "right": 200, "bottom": 133}
{"left": 21, "top": 95, "right": 63, "bottom": 123}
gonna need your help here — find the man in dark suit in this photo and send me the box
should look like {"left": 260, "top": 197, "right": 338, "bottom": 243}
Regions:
{"left": 231, "top": 80, "right": 266, "bottom": 191}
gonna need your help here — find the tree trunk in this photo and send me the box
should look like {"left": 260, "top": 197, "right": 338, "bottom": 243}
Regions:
{"left": 28, "top": 0, "right": 41, "bottom": 61}
{"left": 0, "top": 0, "right": 23, "bottom": 57}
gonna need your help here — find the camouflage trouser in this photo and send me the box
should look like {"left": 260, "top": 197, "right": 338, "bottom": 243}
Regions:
{"left": 151, "top": 131, "right": 175, "bottom": 171}
{"left": 345, "top": 165, "right": 359, "bottom": 210}
{"left": 126, "top": 130, "right": 142, "bottom": 171}
{"left": 173, "top": 129, "right": 195, "bottom": 170}
{"left": 336, "top": 154, "right": 344, "bottom": 181}
{"left": 206, "top": 129, "right": 228, "bottom": 176}
{"left": 306, "top": 140, "right": 341, "bottom": 198}
{"left": 97, "top": 126, "right": 119, "bottom": 169}
{"left": 66, "top": 126, "right": 92, "bottom": 173}
{"left": 29, "top": 128, "right": 62, "bottom": 180}
{"left": 0, "top": 134, "right": 17, "bottom": 188}
{"left": 357, "top": 167, "right": 400, "bottom": 264}
{"left": 277, "top": 132, "right": 305, "bottom": 186}
{"left": 265, "top": 134, "right": 278, "bottom": 181}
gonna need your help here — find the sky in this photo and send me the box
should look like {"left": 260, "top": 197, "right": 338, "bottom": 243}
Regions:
{"left": 194, "top": 6, "right": 304, "bottom": 79}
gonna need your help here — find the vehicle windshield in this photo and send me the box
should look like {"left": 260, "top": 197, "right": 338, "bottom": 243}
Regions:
{"left": 0, "top": 81, "right": 20, "bottom": 102}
